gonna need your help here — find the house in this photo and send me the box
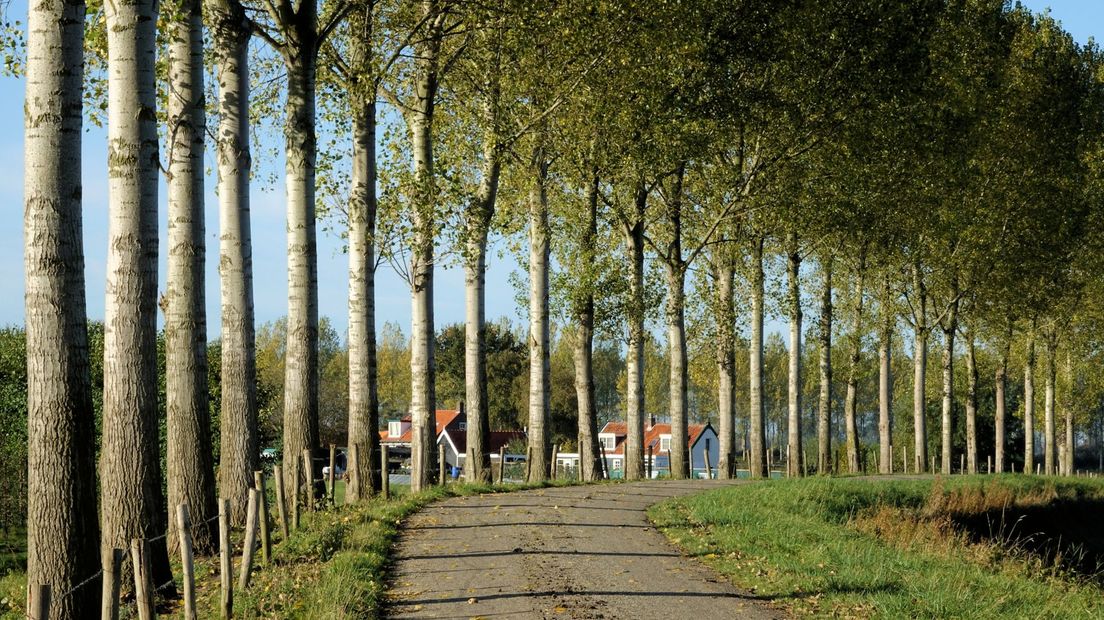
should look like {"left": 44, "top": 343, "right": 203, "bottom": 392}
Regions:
{"left": 598, "top": 417, "right": 719, "bottom": 478}
{"left": 379, "top": 409, "right": 525, "bottom": 474}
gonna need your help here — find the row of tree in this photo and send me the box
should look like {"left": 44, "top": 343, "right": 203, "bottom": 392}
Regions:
{"left": 19, "top": 0, "right": 1104, "bottom": 614}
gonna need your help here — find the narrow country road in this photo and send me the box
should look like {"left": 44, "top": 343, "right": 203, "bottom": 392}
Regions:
{"left": 385, "top": 480, "right": 786, "bottom": 619}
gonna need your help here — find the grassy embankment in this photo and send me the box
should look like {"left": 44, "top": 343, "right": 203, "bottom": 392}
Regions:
{"left": 1, "top": 478, "right": 583, "bottom": 619}
{"left": 649, "top": 474, "right": 1104, "bottom": 618}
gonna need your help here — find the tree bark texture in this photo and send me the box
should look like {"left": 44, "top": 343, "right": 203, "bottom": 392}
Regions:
{"left": 786, "top": 233, "right": 802, "bottom": 478}
{"left": 911, "top": 263, "right": 928, "bottom": 472}
{"left": 939, "top": 295, "right": 959, "bottom": 475}
{"left": 623, "top": 185, "right": 647, "bottom": 480}
{"left": 574, "top": 173, "right": 601, "bottom": 482}
{"left": 101, "top": 0, "right": 173, "bottom": 592}
{"left": 527, "top": 150, "right": 551, "bottom": 483}
{"left": 844, "top": 251, "right": 866, "bottom": 474}
{"left": 817, "top": 255, "right": 833, "bottom": 474}
{"left": 407, "top": 2, "right": 443, "bottom": 492}
{"left": 1044, "top": 331, "right": 1057, "bottom": 476}
{"left": 749, "top": 235, "right": 767, "bottom": 478}
{"left": 965, "top": 332, "right": 978, "bottom": 474}
{"left": 714, "top": 245, "right": 737, "bottom": 479}
{"left": 281, "top": 26, "right": 322, "bottom": 501}
{"left": 23, "top": 0, "right": 101, "bottom": 608}
{"left": 664, "top": 168, "right": 689, "bottom": 479}
{"left": 165, "top": 0, "right": 216, "bottom": 553}
{"left": 994, "top": 322, "right": 1010, "bottom": 473}
{"left": 345, "top": 8, "right": 380, "bottom": 500}
{"left": 1024, "top": 327, "right": 1036, "bottom": 473}
{"left": 211, "top": 0, "right": 257, "bottom": 525}
{"left": 463, "top": 85, "right": 501, "bottom": 484}
{"left": 878, "top": 275, "right": 892, "bottom": 475}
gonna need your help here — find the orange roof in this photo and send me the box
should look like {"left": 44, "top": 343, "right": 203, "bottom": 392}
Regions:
{"left": 382, "top": 409, "right": 463, "bottom": 444}
{"left": 600, "top": 420, "right": 713, "bottom": 456}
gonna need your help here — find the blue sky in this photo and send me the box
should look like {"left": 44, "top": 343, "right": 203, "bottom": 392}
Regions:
{"left": 0, "top": 0, "right": 1098, "bottom": 340}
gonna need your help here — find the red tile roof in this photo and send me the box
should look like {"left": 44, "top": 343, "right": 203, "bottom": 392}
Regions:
{"left": 382, "top": 409, "right": 463, "bottom": 444}
{"left": 599, "top": 420, "right": 713, "bottom": 456}
{"left": 443, "top": 429, "right": 527, "bottom": 456}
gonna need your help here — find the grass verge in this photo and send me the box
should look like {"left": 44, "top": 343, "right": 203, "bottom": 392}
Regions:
{"left": 648, "top": 475, "right": 1104, "bottom": 619}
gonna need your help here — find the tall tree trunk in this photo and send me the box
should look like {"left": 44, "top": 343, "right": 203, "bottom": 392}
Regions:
{"left": 345, "top": 6, "right": 380, "bottom": 501}
{"left": 1044, "top": 329, "right": 1057, "bottom": 476}
{"left": 573, "top": 169, "right": 601, "bottom": 482}
{"left": 23, "top": 0, "right": 101, "bottom": 606}
{"left": 878, "top": 274, "right": 892, "bottom": 475}
{"left": 965, "top": 331, "right": 978, "bottom": 474}
{"left": 749, "top": 235, "right": 767, "bottom": 478}
{"left": 844, "top": 250, "right": 867, "bottom": 474}
{"left": 463, "top": 85, "right": 500, "bottom": 483}
{"left": 911, "top": 262, "right": 928, "bottom": 472}
{"left": 1063, "top": 350, "right": 1073, "bottom": 476}
{"left": 715, "top": 244, "right": 737, "bottom": 479}
{"left": 994, "top": 320, "right": 1010, "bottom": 473}
{"left": 1024, "top": 324, "right": 1036, "bottom": 473}
{"left": 664, "top": 166, "right": 689, "bottom": 479}
{"left": 165, "top": 0, "right": 215, "bottom": 553}
{"left": 527, "top": 148, "right": 551, "bottom": 482}
{"left": 281, "top": 26, "right": 322, "bottom": 500}
{"left": 623, "top": 184, "right": 647, "bottom": 480}
{"left": 939, "top": 291, "right": 959, "bottom": 475}
{"left": 786, "top": 232, "right": 803, "bottom": 478}
{"left": 407, "top": 3, "right": 443, "bottom": 492}
{"left": 211, "top": 0, "right": 257, "bottom": 525}
{"left": 817, "top": 254, "right": 833, "bottom": 474}
{"left": 101, "top": 0, "right": 173, "bottom": 593}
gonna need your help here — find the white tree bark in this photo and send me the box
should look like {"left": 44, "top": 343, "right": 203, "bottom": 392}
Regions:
{"left": 211, "top": 0, "right": 257, "bottom": 526}
{"left": 714, "top": 245, "right": 737, "bottom": 479}
{"left": 965, "top": 331, "right": 978, "bottom": 474}
{"left": 817, "top": 255, "right": 833, "bottom": 474}
{"left": 623, "top": 185, "right": 647, "bottom": 480}
{"left": 345, "top": 6, "right": 380, "bottom": 500}
{"left": 911, "top": 263, "right": 928, "bottom": 472}
{"left": 663, "top": 168, "right": 689, "bottom": 479}
{"left": 527, "top": 148, "right": 551, "bottom": 482}
{"left": 1044, "top": 330, "right": 1057, "bottom": 476}
{"left": 785, "top": 233, "right": 802, "bottom": 478}
{"left": 1024, "top": 326, "right": 1036, "bottom": 473}
{"left": 877, "top": 275, "right": 892, "bottom": 475}
{"left": 23, "top": 0, "right": 101, "bottom": 607}
{"left": 574, "top": 171, "right": 601, "bottom": 482}
{"left": 939, "top": 294, "right": 958, "bottom": 475}
{"left": 994, "top": 321, "right": 1010, "bottom": 473}
{"left": 749, "top": 235, "right": 767, "bottom": 478}
{"left": 165, "top": 0, "right": 215, "bottom": 552}
{"left": 101, "top": 0, "right": 174, "bottom": 591}
{"left": 844, "top": 250, "right": 866, "bottom": 474}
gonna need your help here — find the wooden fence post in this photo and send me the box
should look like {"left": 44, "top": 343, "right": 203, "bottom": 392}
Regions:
{"left": 218, "top": 498, "right": 233, "bottom": 619}
{"left": 960, "top": 453, "right": 965, "bottom": 474}
{"left": 273, "top": 464, "right": 290, "bottom": 539}
{"left": 550, "top": 444, "right": 559, "bottom": 479}
{"left": 101, "top": 546, "right": 123, "bottom": 620}
{"left": 27, "top": 583, "right": 50, "bottom": 620}
{"left": 647, "top": 445, "right": 653, "bottom": 479}
{"left": 239, "top": 489, "right": 259, "bottom": 590}
{"left": 498, "top": 446, "right": 506, "bottom": 484}
{"left": 290, "top": 458, "right": 301, "bottom": 528}
{"left": 705, "top": 446, "right": 713, "bottom": 479}
{"left": 348, "top": 443, "right": 360, "bottom": 502}
{"left": 303, "top": 448, "right": 316, "bottom": 511}
{"left": 525, "top": 446, "right": 533, "bottom": 481}
{"left": 987, "top": 456, "right": 992, "bottom": 475}
{"left": 381, "top": 444, "right": 390, "bottom": 499}
{"left": 328, "top": 444, "right": 337, "bottom": 505}
{"left": 176, "top": 504, "right": 197, "bottom": 620}
{"left": 598, "top": 442, "right": 608, "bottom": 480}
{"left": 130, "top": 538, "right": 154, "bottom": 620}
{"left": 254, "top": 471, "right": 271, "bottom": 564}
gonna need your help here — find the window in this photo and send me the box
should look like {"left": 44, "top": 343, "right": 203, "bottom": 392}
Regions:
{"left": 613, "top": 459, "right": 622, "bottom": 470}
{"left": 388, "top": 421, "right": 400, "bottom": 437}
{"left": 600, "top": 436, "right": 615, "bottom": 451}
{"left": 660, "top": 436, "right": 671, "bottom": 452}
{"left": 458, "top": 422, "right": 466, "bottom": 431}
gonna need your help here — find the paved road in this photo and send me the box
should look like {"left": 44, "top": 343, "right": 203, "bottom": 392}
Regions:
{"left": 385, "top": 480, "right": 786, "bottom": 619}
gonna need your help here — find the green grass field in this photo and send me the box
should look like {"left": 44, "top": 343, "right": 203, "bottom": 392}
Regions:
{"left": 649, "top": 475, "right": 1104, "bottom": 619}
